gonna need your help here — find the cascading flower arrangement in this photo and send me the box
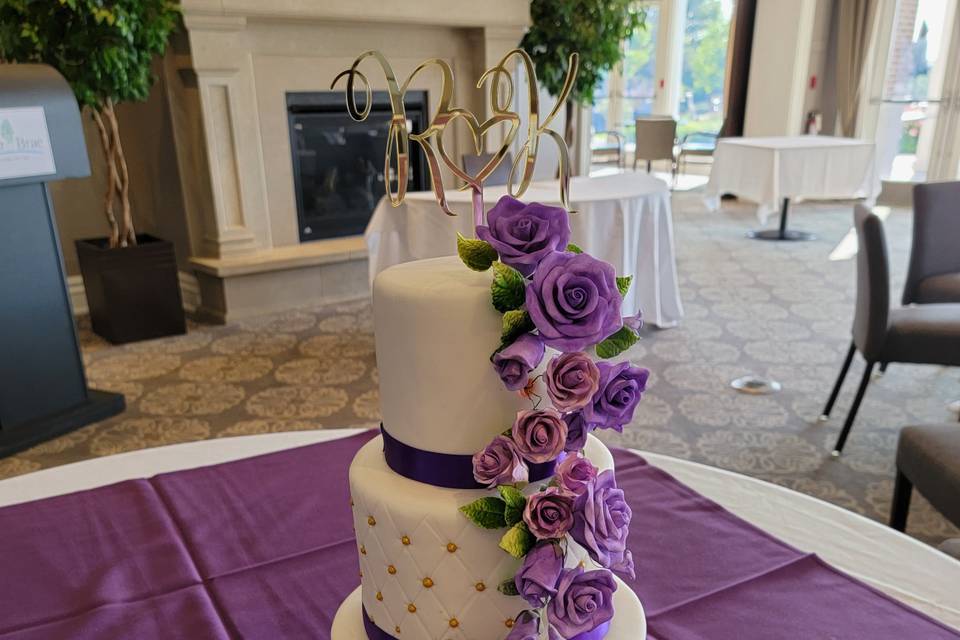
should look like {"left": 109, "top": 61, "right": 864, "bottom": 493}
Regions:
{"left": 456, "top": 196, "right": 649, "bottom": 639}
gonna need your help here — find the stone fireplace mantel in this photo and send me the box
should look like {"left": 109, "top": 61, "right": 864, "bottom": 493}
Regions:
{"left": 173, "top": 0, "right": 529, "bottom": 321}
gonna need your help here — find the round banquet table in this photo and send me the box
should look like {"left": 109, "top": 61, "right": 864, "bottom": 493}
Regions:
{"left": 364, "top": 172, "right": 684, "bottom": 328}
{"left": 1, "top": 429, "right": 957, "bottom": 629}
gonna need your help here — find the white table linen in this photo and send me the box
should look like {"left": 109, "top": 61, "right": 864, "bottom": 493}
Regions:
{"left": 704, "top": 136, "right": 880, "bottom": 223}
{"left": 365, "top": 173, "right": 684, "bottom": 328}
{"left": 1, "top": 429, "right": 957, "bottom": 629}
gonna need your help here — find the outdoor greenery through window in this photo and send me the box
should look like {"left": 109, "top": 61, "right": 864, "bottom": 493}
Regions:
{"left": 678, "top": 0, "right": 734, "bottom": 138}
{"left": 590, "top": 0, "right": 734, "bottom": 157}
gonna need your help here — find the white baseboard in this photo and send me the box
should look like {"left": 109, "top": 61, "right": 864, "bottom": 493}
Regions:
{"left": 68, "top": 271, "right": 201, "bottom": 317}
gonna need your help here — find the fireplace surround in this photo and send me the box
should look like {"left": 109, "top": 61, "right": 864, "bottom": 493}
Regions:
{"left": 169, "top": 0, "right": 528, "bottom": 322}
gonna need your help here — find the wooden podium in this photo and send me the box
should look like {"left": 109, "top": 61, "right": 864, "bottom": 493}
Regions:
{"left": 0, "top": 65, "right": 124, "bottom": 458}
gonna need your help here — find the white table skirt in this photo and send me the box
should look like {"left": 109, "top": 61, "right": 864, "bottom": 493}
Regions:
{"left": 1, "top": 429, "right": 957, "bottom": 629}
{"left": 365, "top": 173, "right": 684, "bottom": 328}
{"left": 704, "top": 136, "right": 881, "bottom": 224}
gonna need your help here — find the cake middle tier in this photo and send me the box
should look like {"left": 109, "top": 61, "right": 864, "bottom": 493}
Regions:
{"left": 373, "top": 256, "right": 531, "bottom": 455}
{"left": 350, "top": 434, "right": 616, "bottom": 640}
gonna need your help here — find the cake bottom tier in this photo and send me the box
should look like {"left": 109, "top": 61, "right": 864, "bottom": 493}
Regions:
{"left": 348, "top": 434, "right": 615, "bottom": 640}
{"left": 331, "top": 579, "right": 647, "bottom": 640}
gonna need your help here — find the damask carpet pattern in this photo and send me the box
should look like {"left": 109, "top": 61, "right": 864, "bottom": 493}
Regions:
{"left": 2, "top": 193, "right": 958, "bottom": 546}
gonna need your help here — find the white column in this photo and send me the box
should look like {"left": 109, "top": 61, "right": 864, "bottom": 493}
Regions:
{"left": 654, "top": 0, "right": 688, "bottom": 118}
{"left": 182, "top": 13, "right": 272, "bottom": 258}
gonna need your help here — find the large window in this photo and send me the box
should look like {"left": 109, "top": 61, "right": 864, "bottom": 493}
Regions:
{"left": 873, "top": 0, "right": 953, "bottom": 182}
{"left": 677, "top": 0, "right": 734, "bottom": 137}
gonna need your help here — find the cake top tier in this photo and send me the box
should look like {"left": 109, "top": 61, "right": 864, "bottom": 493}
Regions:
{"left": 373, "top": 256, "right": 528, "bottom": 456}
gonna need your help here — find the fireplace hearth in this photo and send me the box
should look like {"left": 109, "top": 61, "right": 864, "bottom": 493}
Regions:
{"left": 286, "top": 91, "right": 429, "bottom": 242}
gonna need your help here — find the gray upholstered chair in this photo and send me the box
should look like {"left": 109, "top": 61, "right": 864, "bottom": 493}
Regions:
{"left": 820, "top": 205, "right": 960, "bottom": 454}
{"left": 462, "top": 151, "right": 512, "bottom": 187}
{"left": 633, "top": 116, "right": 676, "bottom": 176}
{"left": 891, "top": 424, "right": 960, "bottom": 533}
{"left": 902, "top": 181, "right": 960, "bottom": 305}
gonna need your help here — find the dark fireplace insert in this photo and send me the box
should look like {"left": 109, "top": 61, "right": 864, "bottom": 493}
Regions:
{"left": 286, "top": 91, "right": 429, "bottom": 242}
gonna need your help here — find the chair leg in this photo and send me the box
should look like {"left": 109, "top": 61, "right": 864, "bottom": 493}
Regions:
{"left": 877, "top": 362, "right": 889, "bottom": 376}
{"left": 889, "top": 469, "right": 912, "bottom": 532}
{"left": 633, "top": 157, "right": 637, "bottom": 171}
{"left": 646, "top": 159, "right": 652, "bottom": 173}
{"left": 832, "top": 360, "right": 875, "bottom": 455}
{"left": 821, "top": 342, "right": 856, "bottom": 420}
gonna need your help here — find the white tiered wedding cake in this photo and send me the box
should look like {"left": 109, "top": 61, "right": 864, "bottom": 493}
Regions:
{"left": 331, "top": 257, "right": 646, "bottom": 640}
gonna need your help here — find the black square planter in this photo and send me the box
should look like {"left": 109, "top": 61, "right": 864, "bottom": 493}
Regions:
{"left": 76, "top": 234, "right": 187, "bottom": 344}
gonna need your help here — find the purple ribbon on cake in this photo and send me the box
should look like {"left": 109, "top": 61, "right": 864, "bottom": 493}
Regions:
{"left": 363, "top": 605, "right": 609, "bottom": 639}
{"left": 380, "top": 424, "right": 556, "bottom": 489}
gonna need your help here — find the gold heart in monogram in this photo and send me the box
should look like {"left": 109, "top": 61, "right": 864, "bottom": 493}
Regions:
{"left": 434, "top": 108, "right": 520, "bottom": 189}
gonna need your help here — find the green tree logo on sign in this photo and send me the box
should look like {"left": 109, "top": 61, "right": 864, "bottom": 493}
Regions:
{"left": 0, "top": 119, "right": 13, "bottom": 146}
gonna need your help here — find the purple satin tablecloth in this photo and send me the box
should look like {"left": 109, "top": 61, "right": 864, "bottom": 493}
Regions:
{"left": 0, "top": 430, "right": 956, "bottom": 639}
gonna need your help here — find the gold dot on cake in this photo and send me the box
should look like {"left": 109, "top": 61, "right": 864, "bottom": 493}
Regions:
{"left": 446, "top": 542, "right": 458, "bottom": 553}
{"left": 407, "top": 603, "right": 417, "bottom": 613}
{"left": 475, "top": 582, "right": 485, "bottom": 592}
{"left": 387, "top": 565, "right": 397, "bottom": 575}
{"left": 401, "top": 535, "right": 411, "bottom": 546}
{"left": 394, "top": 626, "right": 400, "bottom": 634}
{"left": 349, "top": 498, "right": 354, "bottom": 507}
{"left": 449, "top": 618, "right": 459, "bottom": 628}
{"left": 422, "top": 577, "right": 434, "bottom": 588}
{"left": 359, "top": 545, "right": 366, "bottom": 555}
{"left": 367, "top": 516, "right": 376, "bottom": 526}
{"left": 375, "top": 591, "right": 383, "bottom": 601}
{"left": 505, "top": 619, "right": 514, "bottom": 629}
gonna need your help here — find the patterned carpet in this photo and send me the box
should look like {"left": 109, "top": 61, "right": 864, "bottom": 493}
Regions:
{"left": 2, "top": 192, "right": 958, "bottom": 546}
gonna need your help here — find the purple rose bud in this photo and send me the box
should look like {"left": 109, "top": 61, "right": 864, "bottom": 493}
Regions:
{"left": 545, "top": 352, "right": 601, "bottom": 411}
{"left": 523, "top": 486, "right": 575, "bottom": 539}
{"left": 472, "top": 435, "right": 528, "bottom": 488}
{"left": 476, "top": 196, "right": 571, "bottom": 277}
{"left": 514, "top": 542, "right": 564, "bottom": 606}
{"left": 623, "top": 312, "right": 643, "bottom": 332}
{"left": 492, "top": 333, "right": 546, "bottom": 391}
{"left": 563, "top": 411, "right": 594, "bottom": 452}
{"left": 582, "top": 361, "right": 650, "bottom": 432}
{"left": 505, "top": 611, "right": 541, "bottom": 640}
{"left": 570, "top": 469, "right": 634, "bottom": 578}
{"left": 556, "top": 452, "right": 598, "bottom": 496}
{"left": 512, "top": 408, "right": 568, "bottom": 464}
{"left": 547, "top": 567, "right": 617, "bottom": 638}
{"left": 526, "top": 251, "right": 623, "bottom": 352}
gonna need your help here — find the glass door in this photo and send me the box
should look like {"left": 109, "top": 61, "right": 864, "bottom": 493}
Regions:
{"left": 676, "top": 0, "right": 736, "bottom": 138}
{"left": 869, "top": 0, "right": 959, "bottom": 182}
{"left": 590, "top": 1, "right": 662, "bottom": 155}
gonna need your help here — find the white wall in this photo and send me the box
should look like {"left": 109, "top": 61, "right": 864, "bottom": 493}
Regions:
{"left": 743, "top": 0, "right": 820, "bottom": 136}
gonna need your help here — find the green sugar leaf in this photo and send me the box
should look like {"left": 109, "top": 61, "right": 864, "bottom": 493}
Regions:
{"left": 498, "top": 484, "right": 527, "bottom": 509}
{"left": 491, "top": 261, "right": 527, "bottom": 313}
{"left": 501, "top": 309, "right": 535, "bottom": 345}
{"left": 498, "top": 578, "right": 521, "bottom": 596}
{"left": 459, "top": 496, "right": 508, "bottom": 529}
{"left": 616, "top": 275, "right": 633, "bottom": 297}
{"left": 457, "top": 233, "right": 498, "bottom": 272}
{"left": 499, "top": 522, "right": 535, "bottom": 558}
{"left": 595, "top": 325, "right": 640, "bottom": 359}
{"left": 504, "top": 505, "right": 524, "bottom": 526}
{"left": 566, "top": 243, "right": 583, "bottom": 254}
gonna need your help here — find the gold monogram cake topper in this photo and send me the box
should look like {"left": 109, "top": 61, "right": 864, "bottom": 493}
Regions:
{"left": 332, "top": 49, "right": 579, "bottom": 227}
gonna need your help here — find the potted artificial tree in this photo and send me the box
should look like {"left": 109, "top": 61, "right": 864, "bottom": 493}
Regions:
{"left": 521, "top": 0, "right": 645, "bottom": 150}
{"left": 0, "top": 0, "right": 183, "bottom": 344}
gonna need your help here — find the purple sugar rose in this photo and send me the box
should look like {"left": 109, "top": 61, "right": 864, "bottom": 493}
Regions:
{"left": 472, "top": 435, "right": 528, "bottom": 488}
{"left": 514, "top": 542, "right": 563, "bottom": 606}
{"left": 523, "top": 486, "right": 575, "bottom": 540}
{"left": 526, "top": 251, "right": 623, "bottom": 352}
{"left": 570, "top": 469, "right": 634, "bottom": 578}
{"left": 556, "top": 452, "right": 598, "bottom": 496}
{"left": 563, "top": 411, "right": 594, "bottom": 452}
{"left": 512, "top": 408, "right": 568, "bottom": 464}
{"left": 545, "top": 352, "right": 601, "bottom": 411}
{"left": 493, "top": 333, "right": 545, "bottom": 391}
{"left": 505, "top": 611, "right": 541, "bottom": 640}
{"left": 547, "top": 567, "right": 617, "bottom": 638}
{"left": 582, "top": 361, "right": 650, "bottom": 432}
{"left": 476, "top": 196, "right": 571, "bottom": 277}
